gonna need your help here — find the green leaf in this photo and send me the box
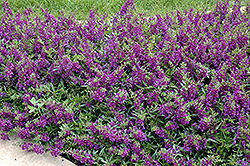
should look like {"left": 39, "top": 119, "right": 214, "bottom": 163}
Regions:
{"left": 28, "top": 105, "right": 36, "bottom": 113}
{"left": 37, "top": 103, "right": 44, "bottom": 108}
{"left": 207, "top": 138, "right": 219, "bottom": 144}
{"left": 29, "top": 97, "right": 38, "bottom": 105}
{"left": 99, "top": 147, "right": 106, "bottom": 156}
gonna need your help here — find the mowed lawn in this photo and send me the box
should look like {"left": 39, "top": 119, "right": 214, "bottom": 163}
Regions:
{"left": 0, "top": 0, "right": 249, "bottom": 22}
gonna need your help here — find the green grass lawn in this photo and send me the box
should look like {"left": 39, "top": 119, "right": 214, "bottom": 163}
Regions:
{"left": 0, "top": 0, "right": 249, "bottom": 22}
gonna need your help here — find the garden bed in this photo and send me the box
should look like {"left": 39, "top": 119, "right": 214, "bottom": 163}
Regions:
{"left": 0, "top": 0, "right": 250, "bottom": 165}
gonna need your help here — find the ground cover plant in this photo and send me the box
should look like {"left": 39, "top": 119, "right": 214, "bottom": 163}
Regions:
{"left": 0, "top": 0, "right": 250, "bottom": 165}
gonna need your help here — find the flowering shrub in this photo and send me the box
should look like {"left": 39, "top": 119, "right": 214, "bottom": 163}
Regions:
{"left": 0, "top": 0, "right": 250, "bottom": 165}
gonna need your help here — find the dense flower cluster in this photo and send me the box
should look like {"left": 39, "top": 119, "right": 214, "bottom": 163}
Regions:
{"left": 0, "top": 0, "right": 250, "bottom": 165}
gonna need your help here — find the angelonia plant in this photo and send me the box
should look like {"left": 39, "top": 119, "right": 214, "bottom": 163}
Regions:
{"left": 0, "top": 0, "right": 250, "bottom": 165}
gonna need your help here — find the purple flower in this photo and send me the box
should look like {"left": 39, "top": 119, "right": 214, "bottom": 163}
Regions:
{"left": 0, "top": 132, "right": 9, "bottom": 140}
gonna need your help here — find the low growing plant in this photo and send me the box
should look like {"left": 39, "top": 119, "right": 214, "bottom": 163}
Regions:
{"left": 0, "top": 0, "right": 250, "bottom": 165}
